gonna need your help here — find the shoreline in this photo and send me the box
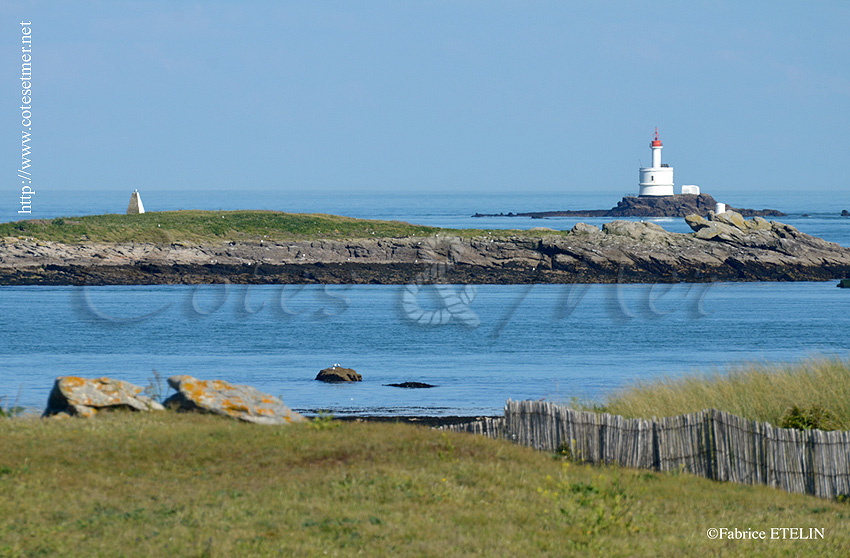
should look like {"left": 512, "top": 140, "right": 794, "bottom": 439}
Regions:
{"left": 2, "top": 209, "right": 850, "bottom": 286}
{"left": 4, "top": 407, "right": 497, "bottom": 428}
{"left": 334, "top": 414, "right": 499, "bottom": 428}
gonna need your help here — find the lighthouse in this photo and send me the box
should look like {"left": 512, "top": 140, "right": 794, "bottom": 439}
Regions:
{"left": 638, "top": 128, "right": 674, "bottom": 197}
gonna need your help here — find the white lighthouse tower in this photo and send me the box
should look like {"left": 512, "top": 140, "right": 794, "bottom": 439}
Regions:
{"left": 638, "top": 128, "right": 674, "bottom": 197}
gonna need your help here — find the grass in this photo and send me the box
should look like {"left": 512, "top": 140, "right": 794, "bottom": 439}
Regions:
{"left": 0, "top": 389, "right": 24, "bottom": 419}
{"left": 1, "top": 412, "right": 848, "bottom": 557}
{"left": 0, "top": 210, "right": 565, "bottom": 244}
{"left": 588, "top": 357, "right": 850, "bottom": 430}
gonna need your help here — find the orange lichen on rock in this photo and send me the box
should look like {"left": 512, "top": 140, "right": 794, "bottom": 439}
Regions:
{"left": 165, "top": 375, "right": 304, "bottom": 425}
{"left": 42, "top": 376, "right": 165, "bottom": 418}
{"left": 61, "top": 376, "right": 86, "bottom": 388}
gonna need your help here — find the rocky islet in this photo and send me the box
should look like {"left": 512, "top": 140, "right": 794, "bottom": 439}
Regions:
{"left": 2, "top": 211, "right": 849, "bottom": 285}
{"left": 472, "top": 193, "right": 785, "bottom": 219}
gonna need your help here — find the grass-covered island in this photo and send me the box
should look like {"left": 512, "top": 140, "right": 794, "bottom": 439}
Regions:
{"left": 0, "top": 210, "right": 477, "bottom": 245}
{"left": 2, "top": 358, "right": 850, "bottom": 556}
{"left": 1, "top": 209, "right": 850, "bottom": 285}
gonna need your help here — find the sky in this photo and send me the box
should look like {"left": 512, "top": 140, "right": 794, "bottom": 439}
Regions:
{"left": 3, "top": 1, "right": 849, "bottom": 202}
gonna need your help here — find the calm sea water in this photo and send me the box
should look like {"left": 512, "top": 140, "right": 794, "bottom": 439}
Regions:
{"left": 2, "top": 282, "right": 848, "bottom": 415}
{"left": 2, "top": 190, "right": 849, "bottom": 415}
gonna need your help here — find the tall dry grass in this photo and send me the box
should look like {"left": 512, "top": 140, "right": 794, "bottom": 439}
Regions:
{"left": 595, "top": 357, "right": 850, "bottom": 429}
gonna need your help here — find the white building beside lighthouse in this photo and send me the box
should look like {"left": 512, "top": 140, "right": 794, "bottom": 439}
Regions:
{"left": 638, "top": 128, "right": 674, "bottom": 196}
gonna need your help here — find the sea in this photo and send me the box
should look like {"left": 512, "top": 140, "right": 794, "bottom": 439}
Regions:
{"left": 2, "top": 188, "right": 849, "bottom": 415}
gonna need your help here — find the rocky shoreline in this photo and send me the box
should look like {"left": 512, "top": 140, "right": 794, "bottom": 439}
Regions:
{"left": 37, "top": 375, "right": 493, "bottom": 427}
{"left": 2, "top": 211, "right": 849, "bottom": 285}
{"left": 473, "top": 193, "right": 786, "bottom": 219}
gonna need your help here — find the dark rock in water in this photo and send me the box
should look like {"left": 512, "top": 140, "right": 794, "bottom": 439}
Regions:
{"left": 316, "top": 366, "right": 362, "bottom": 383}
{"left": 842, "top": 210, "right": 850, "bottom": 217}
{"left": 839, "top": 279, "right": 850, "bottom": 288}
{"left": 472, "top": 194, "right": 786, "bottom": 219}
{"left": 384, "top": 382, "right": 436, "bottom": 389}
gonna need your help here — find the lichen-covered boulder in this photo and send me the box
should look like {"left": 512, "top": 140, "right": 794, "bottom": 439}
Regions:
{"left": 43, "top": 376, "right": 164, "bottom": 418}
{"left": 713, "top": 210, "right": 748, "bottom": 230}
{"left": 601, "top": 220, "right": 669, "bottom": 243}
{"left": 570, "top": 223, "right": 600, "bottom": 235}
{"left": 686, "top": 212, "right": 747, "bottom": 242}
{"left": 164, "top": 375, "right": 304, "bottom": 425}
{"left": 316, "top": 366, "right": 362, "bottom": 383}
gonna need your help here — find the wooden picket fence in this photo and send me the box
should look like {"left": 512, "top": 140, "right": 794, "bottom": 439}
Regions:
{"left": 442, "top": 400, "right": 850, "bottom": 500}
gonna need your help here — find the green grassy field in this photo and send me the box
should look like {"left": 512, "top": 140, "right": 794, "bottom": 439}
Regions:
{"left": 0, "top": 210, "right": 562, "bottom": 244}
{"left": 0, "top": 412, "right": 847, "bottom": 557}
{"left": 590, "top": 357, "right": 850, "bottom": 430}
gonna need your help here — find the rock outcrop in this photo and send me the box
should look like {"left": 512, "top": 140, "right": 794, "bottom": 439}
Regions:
{"left": 43, "top": 376, "right": 164, "bottom": 418}
{"left": 316, "top": 367, "right": 362, "bottom": 383}
{"left": 164, "top": 375, "right": 304, "bottom": 425}
{"left": 473, "top": 194, "right": 785, "bottom": 218}
{"left": 2, "top": 212, "right": 849, "bottom": 285}
{"left": 385, "top": 382, "right": 436, "bottom": 389}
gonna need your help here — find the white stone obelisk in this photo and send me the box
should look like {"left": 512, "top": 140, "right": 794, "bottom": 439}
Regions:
{"left": 127, "top": 189, "right": 145, "bottom": 214}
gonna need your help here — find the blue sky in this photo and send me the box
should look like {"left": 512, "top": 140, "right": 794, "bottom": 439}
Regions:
{"left": 3, "top": 1, "right": 849, "bottom": 199}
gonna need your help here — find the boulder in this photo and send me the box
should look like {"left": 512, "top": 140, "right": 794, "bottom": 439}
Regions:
{"left": 602, "top": 220, "right": 668, "bottom": 242}
{"left": 684, "top": 214, "right": 710, "bottom": 231}
{"left": 43, "top": 376, "right": 164, "bottom": 418}
{"left": 713, "top": 210, "right": 748, "bottom": 230}
{"left": 164, "top": 375, "right": 304, "bottom": 425}
{"left": 569, "top": 223, "right": 600, "bottom": 235}
{"left": 686, "top": 211, "right": 751, "bottom": 242}
{"left": 841, "top": 210, "right": 849, "bottom": 217}
{"left": 746, "top": 216, "right": 773, "bottom": 231}
{"left": 316, "top": 366, "right": 362, "bottom": 383}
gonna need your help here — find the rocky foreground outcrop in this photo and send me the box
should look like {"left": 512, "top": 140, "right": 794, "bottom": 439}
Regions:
{"left": 43, "top": 376, "right": 164, "bottom": 418}
{"left": 164, "top": 375, "right": 305, "bottom": 425}
{"left": 2, "top": 211, "right": 849, "bottom": 284}
{"left": 41, "top": 375, "right": 304, "bottom": 424}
